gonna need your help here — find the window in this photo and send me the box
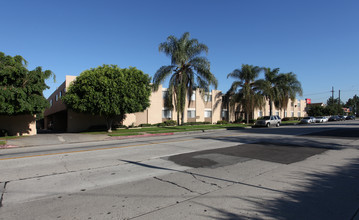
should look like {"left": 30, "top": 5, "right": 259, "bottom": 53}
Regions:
{"left": 187, "top": 109, "right": 196, "bottom": 118}
{"left": 162, "top": 91, "right": 168, "bottom": 99}
{"left": 298, "top": 111, "right": 301, "bottom": 117}
{"left": 297, "top": 101, "right": 301, "bottom": 107}
{"left": 221, "top": 109, "right": 228, "bottom": 118}
{"left": 49, "top": 99, "right": 53, "bottom": 107}
{"left": 275, "top": 111, "right": 279, "bottom": 116}
{"left": 190, "top": 93, "right": 196, "bottom": 101}
{"left": 204, "top": 110, "right": 212, "bottom": 118}
{"left": 291, "top": 111, "right": 294, "bottom": 117}
{"left": 162, "top": 109, "right": 172, "bottom": 118}
{"left": 204, "top": 94, "right": 212, "bottom": 102}
{"left": 59, "top": 91, "right": 62, "bottom": 98}
{"left": 258, "top": 110, "right": 263, "bottom": 117}
{"left": 284, "top": 110, "right": 287, "bottom": 117}
{"left": 55, "top": 94, "right": 58, "bottom": 101}
{"left": 291, "top": 102, "right": 294, "bottom": 107}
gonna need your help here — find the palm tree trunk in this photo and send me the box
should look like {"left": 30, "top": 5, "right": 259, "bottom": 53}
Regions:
{"left": 181, "top": 110, "right": 185, "bottom": 125}
{"left": 177, "top": 111, "right": 180, "bottom": 126}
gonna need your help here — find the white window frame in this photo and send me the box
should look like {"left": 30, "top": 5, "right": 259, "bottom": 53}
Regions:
{"left": 258, "top": 110, "right": 263, "bottom": 117}
{"left": 204, "top": 109, "right": 212, "bottom": 118}
{"left": 297, "top": 111, "right": 301, "bottom": 117}
{"left": 190, "top": 93, "right": 196, "bottom": 101}
{"left": 187, "top": 109, "right": 196, "bottom": 118}
{"left": 204, "top": 93, "right": 212, "bottom": 102}
{"left": 291, "top": 111, "right": 294, "bottom": 117}
{"left": 162, "top": 108, "right": 172, "bottom": 118}
{"left": 49, "top": 99, "right": 53, "bottom": 107}
{"left": 221, "top": 109, "right": 227, "bottom": 118}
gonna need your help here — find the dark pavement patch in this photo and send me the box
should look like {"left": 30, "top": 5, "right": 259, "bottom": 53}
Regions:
{"left": 168, "top": 143, "right": 327, "bottom": 168}
{"left": 301, "top": 128, "right": 359, "bottom": 139}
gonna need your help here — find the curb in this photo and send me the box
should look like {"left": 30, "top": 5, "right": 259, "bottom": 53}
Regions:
{"left": 106, "top": 132, "right": 174, "bottom": 140}
{"left": 0, "top": 145, "right": 18, "bottom": 149}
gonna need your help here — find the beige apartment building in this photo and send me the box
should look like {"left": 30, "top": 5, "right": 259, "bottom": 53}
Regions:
{"left": 255, "top": 99, "right": 308, "bottom": 119}
{"left": 224, "top": 99, "right": 308, "bottom": 122}
{"left": 44, "top": 76, "right": 224, "bottom": 132}
{"left": 44, "top": 75, "right": 308, "bottom": 132}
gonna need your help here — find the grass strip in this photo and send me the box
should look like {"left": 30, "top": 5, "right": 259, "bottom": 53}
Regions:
{"left": 82, "top": 124, "right": 249, "bottom": 136}
{"left": 108, "top": 132, "right": 143, "bottom": 136}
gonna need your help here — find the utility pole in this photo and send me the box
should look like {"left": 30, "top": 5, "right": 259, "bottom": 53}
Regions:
{"left": 338, "top": 90, "right": 341, "bottom": 105}
{"left": 331, "top": 86, "right": 334, "bottom": 105}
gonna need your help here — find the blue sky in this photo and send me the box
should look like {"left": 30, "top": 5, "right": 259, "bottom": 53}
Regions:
{"left": 1, "top": 0, "right": 358, "bottom": 103}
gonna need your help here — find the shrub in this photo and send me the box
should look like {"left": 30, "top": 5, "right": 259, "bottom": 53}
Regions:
{"left": 233, "top": 118, "right": 244, "bottom": 124}
{"left": 139, "top": 123, "right": 152, "bottom": 127}
{"left": 155, "top": 123, "right": 166, "bottom": 127}
{"left": 164, "top": 120, "right": 176, "bottom": 126}
{"left": 182, "top": 121, "right": 211, "bottom": 126}
{"left": 248, "top": 119, "right": 256, "bottom": 124}
{"left": 217, "top": 120, "right": 229, "bottom": 124}
{"left": 0, "top": 129, "right": 8, "bottom": 137}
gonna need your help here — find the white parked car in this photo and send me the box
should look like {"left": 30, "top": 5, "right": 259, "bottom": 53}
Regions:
{"left": 300, "top": 116, "right": 316, "bottom": 124}
{"left": 315, "top": 116, "right": 328, "bottom": 123}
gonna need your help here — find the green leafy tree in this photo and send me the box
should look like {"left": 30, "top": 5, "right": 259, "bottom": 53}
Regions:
{"left": 62, "top": 65, "right": 151, "bottom": 132}
{"left": 227, "top": 64, "right": 264, "bottom": 124}
{"left": 0, "top": 52, "right": 55, "bottom": 115}
{"left": 307, "top": 105, "right": 325, "bottom": 116}
{"left": 327, "top": 97, "right": 343, "bottom": 106}
{"left": 153, "top": 32, "right": 218, "bottom": 125}
{"left": 325, "top": 97, "right": 344, "bottom": 115}
{"left": 345, "top": 95, "right": 359, "bottom": 116}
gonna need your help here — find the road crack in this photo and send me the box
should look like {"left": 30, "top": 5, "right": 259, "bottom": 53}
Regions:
{"left": 189, "top": 172, "right": 222, "bottom": 189}
{"left": 0, "top": 181, "right": 9, "bottom": 208}
{"left": 153, "top": 177, "right": 197, "bottom": 194}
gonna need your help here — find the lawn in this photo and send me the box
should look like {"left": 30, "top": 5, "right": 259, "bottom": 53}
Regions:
{"left": 85, "top": 123, "right": 249, "bottom": 136}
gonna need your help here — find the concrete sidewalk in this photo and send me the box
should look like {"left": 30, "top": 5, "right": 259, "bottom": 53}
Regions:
{"left": 1, "top": 129, "right": 225, "bottom": 149}
{"left": 5, "top": 133, "right": 109, "bottom": 148}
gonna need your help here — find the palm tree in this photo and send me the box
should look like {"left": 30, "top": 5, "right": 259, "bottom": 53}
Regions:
{"left": 227, "top": 64, "right": 264, "bottom": 124}
{"left": 153, "top": 32, "right": 218, "bottom": 125}
{"left": 275, "top": 72, "right": 303, "bottom": 116}
{"left": 256, "top": 67, "right": 281, "bottom": 116}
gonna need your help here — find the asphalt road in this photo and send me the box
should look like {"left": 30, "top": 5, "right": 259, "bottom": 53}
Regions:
{"left": 1, "top": 120, "right": 359, "bottom": 220}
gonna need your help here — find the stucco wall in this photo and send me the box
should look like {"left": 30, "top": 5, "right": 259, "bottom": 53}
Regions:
{"left": 134, "top": 111, "right": 148, "bottom": 126}
{"left": 147, "top": 85, "right": 163, "bottom": 124}
{"left": 252, "top": 98, "right": 308, "bottom": 119}
{"left": 67, "top": 110, "right": 107, "bottom": 132}
{"left": 0, "top": 115, "right": 37, "bottom": 136}
{"left": 195, "top": 90, "right": 205, "bottom": 122}
{"left": 212, "top": 90, "right": 223, "bottom": 123}
{"left": 123, "top": 114, "right": 136, "bottom": 127}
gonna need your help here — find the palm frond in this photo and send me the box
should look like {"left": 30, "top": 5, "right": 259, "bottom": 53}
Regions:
{"left": 152, "top": 65, "right": 175, "bottom": 91}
